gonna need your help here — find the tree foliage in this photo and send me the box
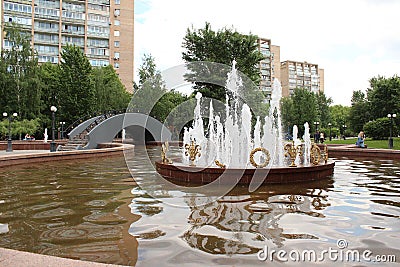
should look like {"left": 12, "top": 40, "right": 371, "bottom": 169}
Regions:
{"left": 281, "top": 88, "right": 321, "bottom": 136}
{"left": 0, "top": 118, "right": 40, "bottom": 139}
{"left": 348, "top": 75, "right": 400, "bottom": 136}
{"left": 182, "top": 22, "right": 264, "bottom": 104}
{"left": 329, "top": 105, "right": 350, "bottom": 129}
{"left": 132, "top": 54, "right": 189, "bottom": 126}
{"left": 367, "top": 75, "right": 400, "bottom": 119}
{"left": 315, "top": 92, "right": 332, "bottom": 128}
{"left": 92, "top": 65, "right": 131, "bottom": 111}
{"left": 364, "top": 117, "right": 398, "bottom": 139}
{"left": 58, "top": 44, "right": 95, "bottom": 123}
{"left": 0, "top": 23, "right": 41, "bottom": 119}
{"left": 348, "top": 90, "right": 370, "bottom": 134}
{"left": 0, "top": 24, "right": 133, "bottom": 137}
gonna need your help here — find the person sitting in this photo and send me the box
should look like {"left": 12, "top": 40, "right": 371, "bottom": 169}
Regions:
{"left": 320, "top": 132, "right": 325, "bottom": 143}
{"left": 356, "top": 131, "right": 365, "bottom": 148}
{"left": 24, "top": 133, "right": 31, "bottom": 141}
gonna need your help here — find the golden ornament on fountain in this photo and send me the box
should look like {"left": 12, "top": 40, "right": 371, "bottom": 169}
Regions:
{"left": 161, "top": 141, "right": 172, "bottom": 164}
{"left": 310, "top": 143, "right": 321, "bottom": 165}
{"left": 284, "top": 141, "right": 303, "bottom": 167}
{"left": 184, "top": 139, "right": 201, "bottom": 166}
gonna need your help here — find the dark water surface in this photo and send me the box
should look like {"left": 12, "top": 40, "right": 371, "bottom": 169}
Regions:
{"left": 0, "top": 147, "right": 399, "bottom": 266}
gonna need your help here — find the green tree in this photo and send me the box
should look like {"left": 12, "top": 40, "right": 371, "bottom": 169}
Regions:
{"left": 367, "top": 75, "right": 400, "bottom": 119}
{"left": 39, "top": 62, "right": 61, "bottom": 129}
{"left": 132, "top": 54, "right": 188, "bottom": 124}
{"left": 281, "top": 88, "right": 318, "bottom": 136}
{"left": 131, "top": 54, "right": 166, "bottom": 115}
{"left": 315, "top": 92, "right": 332, "bottom": 127}
{"left": 92, "top": 65, "right": 131, "bottom": 111}
{"left": 329, "top": 105, "right": 350, "bottom": 129}
{"left": 364, "top": 117, "right": 398, "bottom": 139}
{"left": 0, "top": 23, "right": 41, "bottom": 119}
{"left": 182, "top": 22, "right": 265, "bottom": 105}
{"left": 348, "top": 90, "right": 370, "bottom": 133}
{"left": 58, "top": 44, "right": 95, "bottom": 123}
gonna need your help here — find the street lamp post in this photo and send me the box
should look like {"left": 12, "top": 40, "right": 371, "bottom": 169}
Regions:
{"left": 328, "top": 123, "right": 332, "bottom": 141}
{"left": 342, "top": 124, "right": 347, "bottom": 140}
{"left": 2, "top": 112, "right": 18, "bottom": 152}
{"left": 50, "top": 106, "right": 57, "bottom": 152}
{"left": 60, "top": 121, "right": 65, "bottom": 139}
{"left": 313, "top": 121, "right": 320, "bottom": 143}
{"left": 387, "top": 113, "right": 397, "bottom": 149}
{"left": 314, "top": 121, "right": 320, "bottom": 131}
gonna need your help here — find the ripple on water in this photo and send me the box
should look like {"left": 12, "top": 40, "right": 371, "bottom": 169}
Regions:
{"left": 40, "top": 223, "right": 122, "bottom": 243}
{"left": 41, "top": 241, "right": 126, "bottom": 265}
{"left": 32, "top": 208, "right": 75, "bottom": 219}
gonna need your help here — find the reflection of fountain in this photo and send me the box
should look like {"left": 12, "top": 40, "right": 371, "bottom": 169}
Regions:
{"left": 181, "top": 180, "right": 332, "bottom": 255}
{"left": 156, "top": 61, "right": 334, "bottom": 184}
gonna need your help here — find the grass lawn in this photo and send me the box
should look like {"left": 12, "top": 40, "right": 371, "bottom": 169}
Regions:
{"left": 324, "top": 137, "right": 400, "bottom": 150}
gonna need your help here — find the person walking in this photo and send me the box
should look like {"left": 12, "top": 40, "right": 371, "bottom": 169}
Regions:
{"left": 320, "top": 132, "right": 325, "bottom": 143}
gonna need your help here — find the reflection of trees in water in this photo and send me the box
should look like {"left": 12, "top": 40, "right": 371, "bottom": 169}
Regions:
{"left": 181, "top": 179, "right": 333, "bottom": 255}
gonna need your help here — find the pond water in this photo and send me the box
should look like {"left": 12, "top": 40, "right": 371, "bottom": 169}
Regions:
{"left": 0, "top": 146, "right": 399, "bottom": 266}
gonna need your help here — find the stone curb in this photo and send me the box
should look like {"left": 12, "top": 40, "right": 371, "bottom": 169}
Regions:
{"left": 0, "top": 143, "right": 134, "bottom": 168}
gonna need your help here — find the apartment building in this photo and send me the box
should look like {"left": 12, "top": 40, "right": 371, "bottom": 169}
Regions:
{"left": 256, "top": 38, "right": 324, "bottom": 99}
{"left": 0, "top": 0, "right": 134, "bottom": 92}
{"left": 257, "top": 37, "right": 280, "bottom": 100}
{"left": 280, "top": 60, "right": 324, "bottom": 97}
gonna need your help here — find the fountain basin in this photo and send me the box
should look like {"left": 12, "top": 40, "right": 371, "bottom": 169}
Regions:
{"left": 155, "top": 161, "right": 335, "bottom": 184}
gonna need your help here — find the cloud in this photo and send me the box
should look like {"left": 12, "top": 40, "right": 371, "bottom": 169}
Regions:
{"left": 134, "top": 0, "right": 400, "bottom": 105}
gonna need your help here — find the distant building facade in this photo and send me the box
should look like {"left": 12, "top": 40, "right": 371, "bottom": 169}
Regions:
{"left": 0, "top": 0, "right": 134, "bottom": 92}
{"left": 257, "top": 37, "right": 280, "bottom": 100}
{"left": 280, "top": 60, "right": 324, "bottom": 97}
{"left": 257, "top": 37, "right": 324, "bottom": 99}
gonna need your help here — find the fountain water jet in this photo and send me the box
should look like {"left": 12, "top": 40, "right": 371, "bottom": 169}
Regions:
{"left": 156, "top": 61, "right": 334, "bottom": 185}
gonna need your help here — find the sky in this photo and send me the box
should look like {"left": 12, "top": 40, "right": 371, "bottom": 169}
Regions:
{"left": 134, "top": 0, "right": 400, "bottom": 106}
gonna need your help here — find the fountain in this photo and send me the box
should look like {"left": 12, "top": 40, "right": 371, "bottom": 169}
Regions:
{"left": 155, "top": 61, "right": 334, "bottom": 185}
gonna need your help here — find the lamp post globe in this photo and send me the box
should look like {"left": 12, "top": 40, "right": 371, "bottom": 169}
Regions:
{"left": 60, "top": 121, "right": 66, "bottom": 139}
{"left": 387, "top": 113, "right": 396, "bottom": 149}
{"left": 50, "top": 106, "right": 57, "bottom": 152}
{"left": 3, "top": 112, "right": 17, "bottom": 152}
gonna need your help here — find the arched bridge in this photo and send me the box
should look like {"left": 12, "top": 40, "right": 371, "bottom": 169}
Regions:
{"left": 59, "top": 113, "right": 171, "bottom": 151}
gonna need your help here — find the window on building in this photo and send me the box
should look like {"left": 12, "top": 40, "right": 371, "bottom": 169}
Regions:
{"left": 114, "top": 41, "right": 120, "bottom": 47}
{"left": 114, "top": 30, "right": 120, "bottom": 37}
{"left": 115, "top": 0, "right": 121, "bottom": 4}
{"left": 114, "top": 20, "right": 120, "bottom": 26}
{"left": 114, "top": 52, "right": 120, "bottom": 59}
{"left": 114, "top": 9, "right": 120, "bottom": 17}
{"left": 114, "top": 62, "right": 120, "bottom": 68}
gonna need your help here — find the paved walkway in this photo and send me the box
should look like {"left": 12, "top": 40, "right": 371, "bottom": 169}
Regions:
{"left": 0, "top": 247, "right": 126, "bottom": 267}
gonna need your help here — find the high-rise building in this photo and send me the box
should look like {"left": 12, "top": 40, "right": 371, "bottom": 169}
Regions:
{"left": 280, "top": 60, "right": 324, "bottom": 97}
{"left": 256, "top": 38, "right": 324, "bottom": 99}
{"left": 0, "top": 0, "right": 134, "bottom": 92}
{"left": 257, "top": 38, "right": 280, "bottom": 100}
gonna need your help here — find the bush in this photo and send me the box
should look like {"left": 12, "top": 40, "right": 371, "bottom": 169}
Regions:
{"left": 0, "top": 118, "right": 41, "bottom": 140}
{"left": 364, "top": 117, "right": 398, "bottom": 139}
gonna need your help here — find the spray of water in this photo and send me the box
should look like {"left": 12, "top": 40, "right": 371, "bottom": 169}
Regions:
{"left": 183, "top": 61, "right": 291, "bottom": 167}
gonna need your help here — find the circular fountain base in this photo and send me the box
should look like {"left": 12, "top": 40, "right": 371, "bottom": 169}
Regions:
{"left": 155, "top": 161, "right": 335, "bottom": 185}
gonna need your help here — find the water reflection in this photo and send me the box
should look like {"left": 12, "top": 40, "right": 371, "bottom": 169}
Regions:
{"left": 130, "top": 147, "right": 399, "bottom": 266}
{"left": 182, "top": 179, "right": 333, "bottom": 255}
{"left": 0, "top": 147, "right": 399, "bottom": 266}
{"left": 0, "top": 156, "right": 138, "bottom": 266}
